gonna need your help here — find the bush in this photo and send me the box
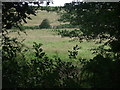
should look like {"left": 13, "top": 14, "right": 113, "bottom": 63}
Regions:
{"left": 54, "top": 24, "right": 79, "bottom": 29}
{"left": 39, "top": 19, "right": 51, "bottom": 29}
{"left": 2, "top": 40, "right": 82, "bottom": 88}
{"left": 22, "top": 26, "right": 40, "bottom": 30}
{"left": 55, "top": 29, "right": 82, "bottom": 38}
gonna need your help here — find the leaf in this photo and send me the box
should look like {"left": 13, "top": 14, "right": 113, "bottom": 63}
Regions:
{"left": 22, "top": 18, "right": 27, "bottom": 23}
{"left": 27, "top": 16, "right": 32, "bottom": 20}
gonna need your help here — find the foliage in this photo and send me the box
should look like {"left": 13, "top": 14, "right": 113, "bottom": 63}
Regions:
{"left": 2, "top": 36, "right": 27, "bottom": 88}
{"left": 28, "top": 42, "right": 81, "bottom": 88}
{"left": 55, "top": 29, "right": 82, "bottom": 38}
{"left": 68, "top": 45, "right": 80, "bottom": 59}
{"left": 3, "top": 40, "right": 82, "bottom": 88}
{"left": 39, "top": 19, "right": 51, "bottom": 29}
{"left": 30, "top": 43, "right": 83, "bottom": 87}
{"left": 53, "top": 24, "right": 79, "bottom": 29}
{"left": 19, "top": 24, "right": 79, "bottom": 30}
{"left": 2, "top": 2, "right": 38, "bottom": 88}
{"left": 2, "top": 2, "right": 39, "bottom": 30}
{"left": 3, "top": 1, "right": 120, "bottom": 88}
{"left": 20, "top": 25, "right": 40, "bottom": 30}
{"left": 80, "top": 53, "right": 120, "bottom": 88}
{"left": 60, "top": 2, "right": 120, "bottom": 88}
{"left": 60, "top": 2, "right": 120, "bottom": 44}
{"left": 39, "top": 6, "right": 63, "bottom": 12}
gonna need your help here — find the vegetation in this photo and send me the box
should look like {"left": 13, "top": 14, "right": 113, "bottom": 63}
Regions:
{"left": 39, "top": 6, "right": 63, "bottom": 12}
{"left": 54, "top": 29, "right": 82, "bottom": 38}
{"left": 60, "top": 2, "right": 120, "bottom": 88}
{"left": 2, "top": 1, "right": 120, "bottom": 88}
{"left": 2, "top": 2, "right": 82, "bottom": 88}
{"left": 53, "top": 24, "right": 79, "bottom": 29}
{"left": 9, "top": 29, "right": 98, "bottom": 60}
{"left": 39, "top": 19, "right": 51, "bottom": 29}
{"left": 13, "top": 24, "right": 79, "bottom": 30}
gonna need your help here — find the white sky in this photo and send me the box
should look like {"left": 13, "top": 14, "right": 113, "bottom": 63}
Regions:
{"left": 39, "top": 0, "right": 119, "bottom": 6}
{"left": 49, "top": 0, "right": 73, "bottom": 6}
{"left": 39, "top": 0, "right": 82, "bottom": 6}
{"left": 30, "top": 0, "right": 120, "bottom": 6}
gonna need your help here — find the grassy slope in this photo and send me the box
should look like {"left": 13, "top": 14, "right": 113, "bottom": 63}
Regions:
{"left": 23, "top": 10, "right": 68, "bottom": 26}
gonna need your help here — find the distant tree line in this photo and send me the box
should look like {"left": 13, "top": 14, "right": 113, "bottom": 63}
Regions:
{"left": 31, "top": 6, "right": 63, "bottom": 12}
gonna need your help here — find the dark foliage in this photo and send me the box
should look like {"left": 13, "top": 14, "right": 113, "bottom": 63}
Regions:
{"left": 2, "top": 2, "right": 38, "bottom": 88}
{"left": 18, "top": 25, "right": 40, "bottom": 30}
{"left": 55, "top": 29, "right": 82, "bottom": 38}
{"left": 61, "top": 2, "right": 120, "bottom": 42}
{"left": 3, "top": 40, "right": 82, "bottom": 88}
{"left": 53, "top": 24, "right": 79, "bottom": 29}
{"left": 80, "top": 53, "right": 120, "bottom": 88}
{"left": 39, "top": 6, "right": 63, "bottom": 12}
{"left": 68, "top": 45, "right": 80, "bottom": 59}
{"left": 2, "top": 2, "right": 39, "bottom": 31}
{"left": 60, "top": 2, "right": 120, "bottom": 88}
{"left": 39, "top": 19, "right": 51, "bottom": 29}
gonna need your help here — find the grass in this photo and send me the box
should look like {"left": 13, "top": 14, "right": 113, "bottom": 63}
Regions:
{"left": 23, "top": 10, "right": 68, "bottom": 26}
{"left": 8, "top": 10, "right": 101, "bottom": 62}
{"left": 9, "top": 29, "right": 100, "bottom": 61}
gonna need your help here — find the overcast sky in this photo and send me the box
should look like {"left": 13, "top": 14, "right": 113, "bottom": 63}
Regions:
{"left": 40, "top": 0, "right": 82, "bottom": 6}
{"left": 48, "top": 0, "right": 119, "bottom": 6}
{"left": 30, "top": 0, "right": 120, "bottom": 6}
{"left": 49, "top": 0, "right": 73, "bottom": 6}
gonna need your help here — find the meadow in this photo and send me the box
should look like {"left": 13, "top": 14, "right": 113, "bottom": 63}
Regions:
{"left": 9, "top": 10, "right": 101, "bottom": 61}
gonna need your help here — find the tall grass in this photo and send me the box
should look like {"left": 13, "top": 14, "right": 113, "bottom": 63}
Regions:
{"left": 9, "top": 29, "right": 101, "bottom": 61}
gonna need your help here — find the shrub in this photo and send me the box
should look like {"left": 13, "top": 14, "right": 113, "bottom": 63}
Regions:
{"left": 55, "top": 24, "right": 79, "bottom": 29}
{"left": 55, "top": 29, "right": 82, "bottom": 38}
{"left": 39, "top": 19, "right": 51, "bottom": 29}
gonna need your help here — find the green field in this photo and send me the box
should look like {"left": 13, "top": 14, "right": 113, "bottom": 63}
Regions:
{"left": 9, "top": 10, "right": 101, "bottom": 61}
{"left": 9, "top": 29, "right": 101, "bottom": 61}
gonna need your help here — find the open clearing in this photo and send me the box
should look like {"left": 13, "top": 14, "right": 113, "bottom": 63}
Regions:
{"left": 9, "top": 10, "right": 101, "bottom": 61}
{"left": 9, "top": 29, "right": 100, "bottom": 61}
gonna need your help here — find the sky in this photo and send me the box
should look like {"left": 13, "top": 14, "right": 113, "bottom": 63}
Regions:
{"left": 29, "top": 0, "right": 120, "bottom": 6}
{"left": 40, "top": 0, "right": 82, "bottom": 6}
{"left": 39, "top": 0, "right": 120, "bottom": 6}
{"left": 49, "top": 0, "right": 74, "bottom": 6}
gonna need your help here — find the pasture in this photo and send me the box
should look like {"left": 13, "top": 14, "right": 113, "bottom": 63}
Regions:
{"left": 9, "top": 10, "right": 101, "bottom": 61}
{"left": 9, "top": 29, "right": 101, "bottom": 61}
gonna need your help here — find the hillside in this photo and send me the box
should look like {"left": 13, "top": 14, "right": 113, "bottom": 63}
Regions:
{"left": 23, "top": 10, "right": 68, "bottom": 27}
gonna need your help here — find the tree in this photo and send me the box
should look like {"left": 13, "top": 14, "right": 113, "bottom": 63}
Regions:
{"left": 2, "top": 2, "right": 40, "bottom": 88}
{"left": 59, "top": 2, "right": 120, "bottom": 88}
{"left": 60, "top": 2, "right": 120, "bottom": 53}
{"left": 39, "top": 19, "right": 51, "bottom": 29}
